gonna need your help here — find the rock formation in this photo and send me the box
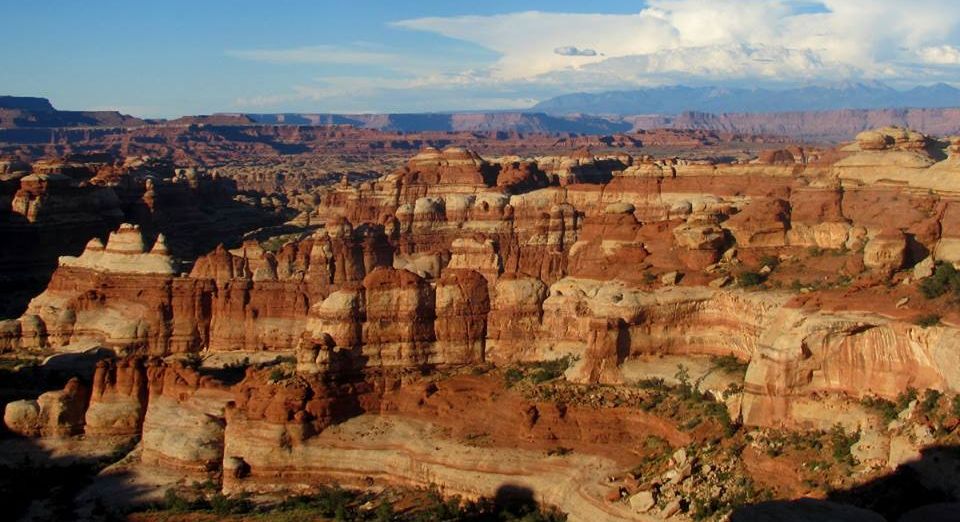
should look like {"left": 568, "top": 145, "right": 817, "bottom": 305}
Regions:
{"left": 6, "top": 128, "right": 960, "bottom": 520}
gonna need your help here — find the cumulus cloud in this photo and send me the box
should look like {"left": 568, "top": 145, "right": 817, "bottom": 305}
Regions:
{"left": 918, "top": 45, "right": 960, "bottom": 65}
{"left": 393, "top": 0, "right": 960, "bottom": 85}
{"left": 554, "top": 46, "right": 597, "bottom": 57}
{"left": 231, "top": 1, "right": 960, "bottom": 112}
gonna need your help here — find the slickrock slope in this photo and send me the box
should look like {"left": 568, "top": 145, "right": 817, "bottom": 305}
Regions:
{"left": 7, "top": 129, "right": 960, "bottom": 520}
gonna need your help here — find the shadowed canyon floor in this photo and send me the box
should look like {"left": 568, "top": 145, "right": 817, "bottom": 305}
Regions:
{"left": 4, "top": 126, "right": 960, "bottom": 520}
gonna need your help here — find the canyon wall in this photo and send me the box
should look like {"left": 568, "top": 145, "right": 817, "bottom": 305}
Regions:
{"left": 7, "top": 128, "right": 960, "bottom": 516}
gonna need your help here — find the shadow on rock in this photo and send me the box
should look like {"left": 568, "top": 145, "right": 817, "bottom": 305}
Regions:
{"left": 732, "top": 445, "right": 960, "bottom": 522}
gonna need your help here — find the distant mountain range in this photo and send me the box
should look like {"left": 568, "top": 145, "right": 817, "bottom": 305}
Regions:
{"left": 531, "top": 82, "right": 960, "bottom": 115}
{"left": 0, "top": 96, "right": 146, "bottom": 128}
{"left": 5, "top": 83, "right": 960, "bottom": 141}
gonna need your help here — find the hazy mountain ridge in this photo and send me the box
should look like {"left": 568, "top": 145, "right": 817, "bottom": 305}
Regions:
{"left": 5, "top": 90, "right": 960, "bottom": 140}
{"left": 532, "top": 82, "right": 960, "bottom": 115}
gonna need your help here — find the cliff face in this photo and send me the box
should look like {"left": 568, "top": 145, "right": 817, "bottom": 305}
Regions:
{"left": 0, "top": 157, "right": 285, "bottom": 318}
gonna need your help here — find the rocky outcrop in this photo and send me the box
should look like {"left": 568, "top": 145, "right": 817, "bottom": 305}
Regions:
{"left": 0, "top": 156, "right": 284, "bottom": 318}
{"left": 85, "top": 358, "right": 148, "bottom": 437}
{"left": 4, "top": 377, "right": 88, "bottom": 437}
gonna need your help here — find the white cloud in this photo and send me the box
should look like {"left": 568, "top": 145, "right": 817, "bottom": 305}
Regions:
{"left": 227, "top": 45, "right": 397, "bottom": 65}
{"left": 393, "top": 0, "right": 960, "bottom": 85}
{"left": 230, "top": 1, "right": 960, "bottom": 112}
{"left": 918, "top": 45, "right": 960, "bottom": 65}
{"left": 232, "top": 75, "right": 540, "bottom": 113}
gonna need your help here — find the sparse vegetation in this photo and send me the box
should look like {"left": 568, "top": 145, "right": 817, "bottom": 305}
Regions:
{"left": 144, "top": 483, "right": 568, "bottom": 521}
{"left": 828, "top": 424, "right": 859, "bottom": 466}
{"left": 861, "top": 395, "right": 900, "bottom": 422}
{"left": 181, "top": 353, "right": 203, "bottom": 369}
{"left": 896, "top": 387, "right": 919, "bottom": 412}
{"left": 737, "top": 271, "right": 765, "bottom": 287}
{"left": 920, "top": 389, "right": 942, "bottom": 415}
{"left": 546, "top": 446, "right": 573, "bottom": 457}
{"left": 530, "top": 357, "right": 572, "bottom": 383}
{"left": 504, "top": 367, "right": 524, "bottom": 387}
{"left": 759, "top": 255, "right": 780, "bottom": 268}
{"left": 710, "top": 354, "right": 749, "bottom": 375}
{"left": 914, "top": 314, "right": 942, "bottom": 328}
{"left": 919, "top": 262, "right": 960, "bottom": 299}
{"left": 504, "top": 356, "right": 573, "bottom": 387}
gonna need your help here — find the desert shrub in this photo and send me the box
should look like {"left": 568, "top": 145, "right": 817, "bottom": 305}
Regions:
{"left": 920, "top": 389, "right": 943, "bottom": 415}
{"left": 675, "top": 364, "right": 693, "bottom": 399}
{"left": 274, "top": 485, "right": 355, "bottom": 519}
{"left": 723, "top": 382, "right": 744, "bottom": 399}
{"left": 737, "top": 271, "right": 765, "bottom": 287}
{"left": 209, "top": 492, "right": 253, "bottom": 515}
{"left": 162, "top": 489, "right": 196, "bottom": 513}
{"left": 529, "top": 357, "right": 572, "bottom": 383}
{"left": 411, "top": 488, "right": 466, "bottom": 522}
{"left": 807, "top": 247, "right": 824, "bottom": 257}
{"left": 953, "top": 395, "right": 960, "bottom": 417}
{"left": 915, "top": 314, "right": 942, "bottom": 328}
{"left": 759, "top": 255, "right": 780, "bottom": 268}
{"left": 504, "top": 367, "right": 524, "bottom": 387}
{"left": 861, "top": 396, "right": 899, "bottom": 422}
{"left": 920, "top": 263, "right": 960, "bottom": 299}
{"left": 181, "top": 353, "right": 203, "bottom": 369}
{"left": 470, "top": 363, "right": 493, "bottom": 375}
{"left": 829, "top": 424, "right": 859, "bottom": 466}
{"left": 373, "top": 501, "right": 394, "bottom": 522}
{"left": 269, "top": 368, "right": 288, "bottom": 382}
{"left": 711, "top": 354, "right": 748, "bottom": 375}
{"left": 896, "top": 387, "right": 919, "bottom": 412}
{"left": 637, "top": 377, "right": 666, "bottom": 390}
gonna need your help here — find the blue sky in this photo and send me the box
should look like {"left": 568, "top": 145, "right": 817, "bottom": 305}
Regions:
{"left": 3, "top": 1, "right": 960, "bottom": 117}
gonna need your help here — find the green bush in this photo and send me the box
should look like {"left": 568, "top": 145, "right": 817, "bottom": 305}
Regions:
{"left": 759, "top": 255, "right": 780, "bottom": 268}
{"left": 711, "top": 354, "right": 749, "bottom": 375}
{"left": 829, "top": 424, "right": 859, "bottom": 466}
{"left": 896, "top": 387, "right": 919, "bottom": 412}
{"left": 915, "top": 314, "right": 942, "bottom": 328}
{"left": 373, "top": 501, "right": 394, "bottom": 522}
{"left": 210, "top": 492, "right": 253, "bottom": 515}
{"left": 920, "top": 389, "right": 942, "bottom": 415}
{"left": 675, "top": 364, "right": 693, "bottom": 399}
{"left": 504, "top": 367, "right": 524, "bottom": 387}
{"left": 520, "top": 357, "right": 573, "bottom": 385}
{"left": 737, "top": 271, "right": 765, "bottom": 287}
{"left": 861, "top": 396, "right": 899, "bottom": 422}
{"left": 919, "top": 263, "right": 960, "bottom": 299}
{"left": 637, "top": 377, "right": 666, "bottom": 390}
{"left": 162, "top": 489, "right": 194, "bottom": 513}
